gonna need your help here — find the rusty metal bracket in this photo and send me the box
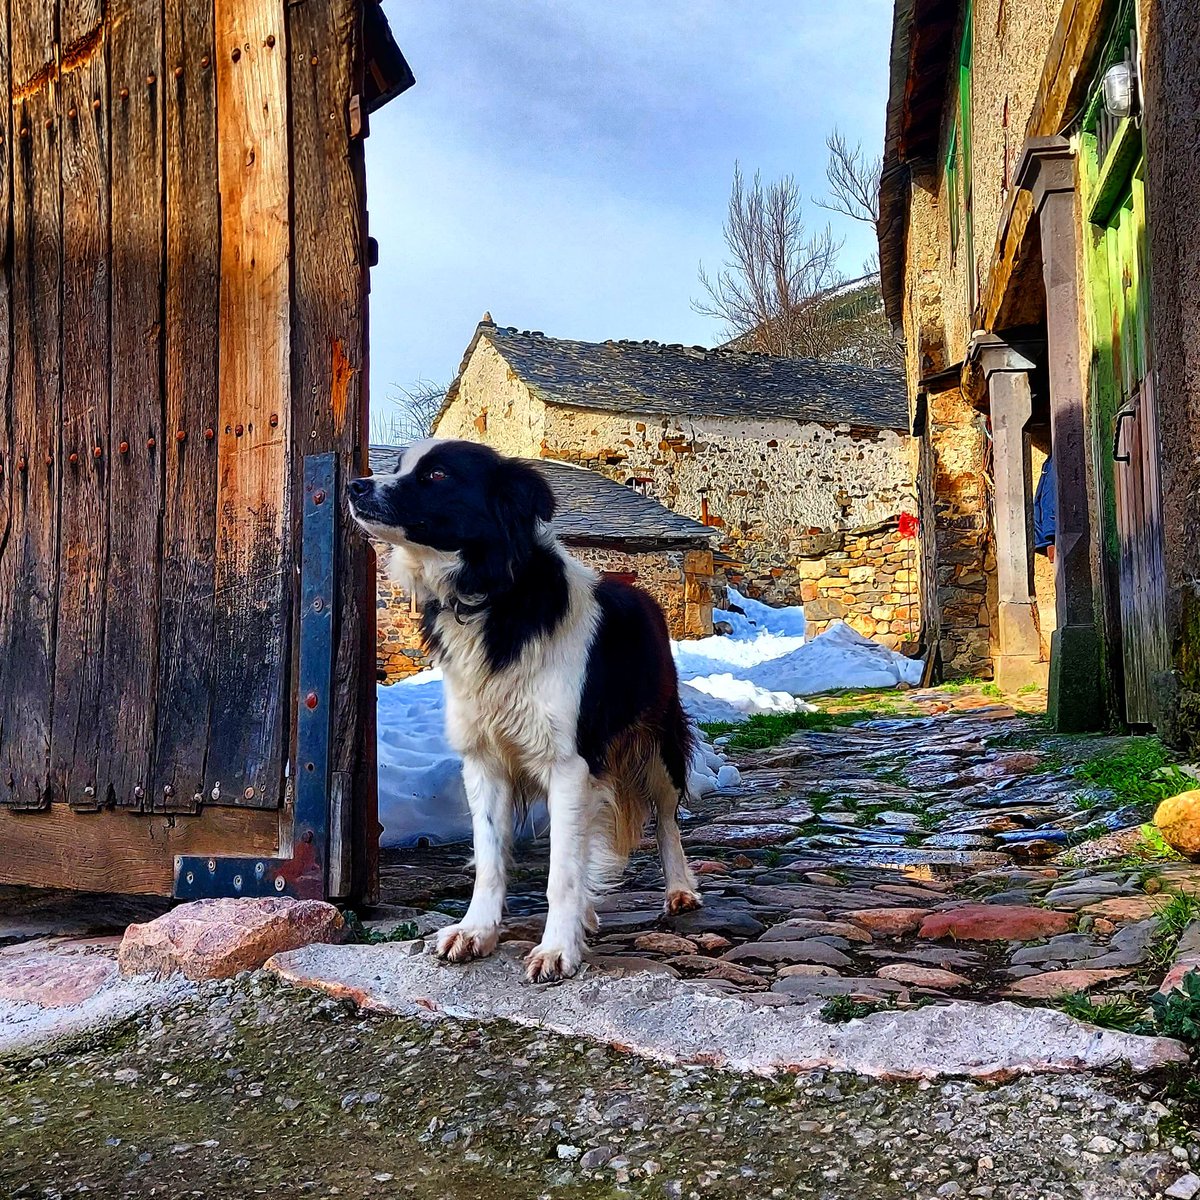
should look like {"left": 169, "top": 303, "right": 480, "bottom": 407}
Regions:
{"left": 174, "top": 452, "right": 338, "bottom": 901}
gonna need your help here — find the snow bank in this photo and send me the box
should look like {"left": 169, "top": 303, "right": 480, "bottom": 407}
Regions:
{"left": 375, "top": 588, "right": 921, "bottom": 847}
{"left": 376, "top": 674, "right": 727, "bottom": 849}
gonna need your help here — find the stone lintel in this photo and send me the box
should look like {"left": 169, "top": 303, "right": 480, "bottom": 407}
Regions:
{"left": 1014, "top": 136, "right": 1077, "bottom": 211}
{"left": 968, "top": 333, "right": 1037, "bottom": 379}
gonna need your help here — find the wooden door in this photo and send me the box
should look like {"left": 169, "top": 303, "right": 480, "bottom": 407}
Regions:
{"left": 0, "top": 0, "right": 378, "bottom": 899}
{"left": 1104, "top": 170, "right": 1170, "bottom": 725}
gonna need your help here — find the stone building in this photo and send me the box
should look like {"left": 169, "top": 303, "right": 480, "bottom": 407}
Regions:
{"left": 369, "top": 447, "right": 719, "bottom": 682}
{"left": 880, "top": 0, "right": 1200, "bottom": 742}
{"left": 432, "top": 319, "right": 922, "bottom": 651}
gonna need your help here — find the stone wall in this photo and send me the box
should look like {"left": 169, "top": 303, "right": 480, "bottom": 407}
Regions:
{"left": 1142, "top": 0, "right": 1200, "bottom": 751}
{"left": 437, "top": 366, "right": 921, "bottom": 643}
{"left": 374, "top": 541, "right": 719, "bottom": 684}
{"left": 917, "top": 385, "right": 994, "bottom": 679}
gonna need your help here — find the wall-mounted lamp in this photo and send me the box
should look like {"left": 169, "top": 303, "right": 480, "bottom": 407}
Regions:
{"left": 1102, "top": 60, "right": 1139, "bottom": 120}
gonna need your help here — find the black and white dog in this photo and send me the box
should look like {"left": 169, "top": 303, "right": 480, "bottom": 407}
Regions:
{"left": 348, "top": 439, "right": 700, "bottom": 982}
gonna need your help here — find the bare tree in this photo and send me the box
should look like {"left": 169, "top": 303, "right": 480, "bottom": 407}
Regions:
{"left": 817, "top": 127, "right": 881, "bottom": 231}
{"left": 693, "top": 164, "right": 846, "bottom": 358}
{"left": 370, "top": 379, "right": 447, "bottom": 445}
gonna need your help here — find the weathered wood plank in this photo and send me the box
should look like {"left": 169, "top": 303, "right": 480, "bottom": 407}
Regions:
{"left": 1, "top": 8, "right": 62, "bottom": 809}
{"left": 0, "top": 0, "right": 12, "bottom": 804}
{"left": 99, "top": 0, "right": 165, "bottom": 809}
{"left": 0, "top": 804, "right": 280, "bottom": 895}
{"left": 207, "top": 0, "right": 291, "bottom": 810}
{"left": 287, "top": 0, "right": 375, "bottom": 898}
{"left": 152, "top": 0, "right": 220, "bottom": 814}
{"left": 51, "top": 0, "right": 112, "bottom": 810}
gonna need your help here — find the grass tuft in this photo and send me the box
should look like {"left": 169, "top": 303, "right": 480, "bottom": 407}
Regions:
{"left": 1150, "top": 971, "right": 1200, "bottom": 1044}
{"left": 342, "top": 911, "right": 420, "bottom": 945}
{"left": 698, "top": 707, "right": 916, "bottom": 751}
{"left": 1053, "top": 991, "right": 1154, "bottom": 1034}
{"left": 1148, "top": 890, "right": 1200, "bottom": 973}
{"left": 1073, "top": 737, "right": 1193, "bottom": 809}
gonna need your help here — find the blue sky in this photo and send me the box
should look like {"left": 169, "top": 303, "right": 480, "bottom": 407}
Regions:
{"left": 366, "top": 2, "right": 893, "bottom": 414}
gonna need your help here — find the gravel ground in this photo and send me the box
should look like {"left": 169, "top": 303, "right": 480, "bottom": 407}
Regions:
{"left": 3, "top": 973, "right": 1199, "bottom": 1200}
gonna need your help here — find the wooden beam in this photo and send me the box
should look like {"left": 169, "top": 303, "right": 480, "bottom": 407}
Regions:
{"left": 0, "top": 804, "right": 280, "bottom": 894}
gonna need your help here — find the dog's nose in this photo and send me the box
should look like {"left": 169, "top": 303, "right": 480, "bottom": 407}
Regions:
{"left": 347, "top": 477, "right": 373, "bottom": 500}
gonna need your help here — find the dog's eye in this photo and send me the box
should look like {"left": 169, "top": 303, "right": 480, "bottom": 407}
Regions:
{"left": 425, "top": 468, "right": 447, "bottom": 483}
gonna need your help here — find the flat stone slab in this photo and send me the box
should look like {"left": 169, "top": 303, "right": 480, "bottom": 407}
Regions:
{"left": 919, "top": 903, "right": 1074, "bottom": 942}
{"left": 265, "top": 943, "right": 1189, "bottom": 1081}
{"left": 0, "top": 940, "right": 193, "bottom": 1062}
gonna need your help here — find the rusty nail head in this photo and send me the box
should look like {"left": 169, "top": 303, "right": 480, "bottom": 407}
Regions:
{"left": 44, "top": 454, "right": 52, "bottom": 465}
{"left": 146, "top": 73, "right": 156, "bottom": 86}
{"left": 147, "top": 437, "right": 156, "bottom": 449}
{"left": 235, "top": 423, "right": 244, "bottom": 436}
{"left": 205, "top": 427, "right": 215, "bottom": 441}
{"left": 305, "top": 691, "right": 319, "bottom": 710}
{"left": 176, "top": 429, "right": 186, "bottom": 443}
{"left": 69, "top": 452, "right": 79, "bottom": 465}
{"left": 201, "top": 55, "right": 211, "bottom": 68}
{"left": 119, "top": 87, "right": 129, "bottom": 100}
{"left": 174, "top": 65, "right": 184, "bottom": 78}
{"left": 45, "top": 116, "right": 54, "bottom": 129}
{"left": 93, "top": 446, "right": 102, "bottom": 459}
{"left": 313, "top": 489, "right": 326, "bottom": 505}
{"left": 92, "top": 97, "right": 102, "bottom": 111}
{"left": 269, "top": 413, "right": 278, "bottom": 427}
{"left": 266, "top": 33, "right": 276, "bottom": 47}
{"left": 244, "top": 786, "right": 255, "bottom": 800}
{"left": 119, "top": 440, "right": 129, "bottom": 454}
{"left": 19, "top": 126, "right": 30, "bottom": 138}
{"left": 232, "top": 47, "right": 241, "bottom": 62}
{"left": 17, "top": 457, "right": 26, "bottom": 471}
{"left": 67, "top": 106, "right": 77, "bottom": 120}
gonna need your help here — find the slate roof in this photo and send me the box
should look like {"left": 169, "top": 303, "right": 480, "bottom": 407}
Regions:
{"left": 441, "top": 320, "right": 908, "bottom": 431}
{"left": 367, "top": 446, "right": 716, "bottom": 550}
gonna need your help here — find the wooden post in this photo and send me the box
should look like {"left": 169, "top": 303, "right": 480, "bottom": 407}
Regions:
{"left": 1016, "top": 136, "right": 1104, "bottom": 732}
{"left": 974, "top": 336, "right": 1046, "bottom": 691}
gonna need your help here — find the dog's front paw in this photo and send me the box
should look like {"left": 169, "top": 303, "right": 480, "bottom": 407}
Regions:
{"left": 664, "top": 888, "right": 703, "bottom": 915}
{"left": 524, "top": 940, "right": 583, "bottom": 983}
{"left": 433, "top": 923, "right": 500, "bottom": 963}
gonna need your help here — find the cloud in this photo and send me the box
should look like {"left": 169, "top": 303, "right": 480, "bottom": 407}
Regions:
{"left": 367, "top": 0, "right": 892, "bottom": 402}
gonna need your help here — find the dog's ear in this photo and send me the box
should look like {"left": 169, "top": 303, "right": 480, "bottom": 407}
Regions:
{"left": 498, "top": 459, "right": 555, "bottom": 525}
{"left": 459, "top": 459, "right": 556, "bottom": 597}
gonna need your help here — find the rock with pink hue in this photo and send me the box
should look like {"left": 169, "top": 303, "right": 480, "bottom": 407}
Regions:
{"left": 691, "top": 932, "right": 733, "bottom": 954}
{"left": 633, "top": 932, "right": 699, "bottom": 956}
{"left": 664, "top": 956, "right": 767, "bottom": 989}
{"left": 1158, "top": 923, "right": 1200, "bottom": 994}
{"left": 845, "top": 908, "right": 929, "bottom": 938}
{"left": 118, "top": 897, "right": 346, "bottom": 981}
{"left": 777, "top": 963, "right": 841, "bottom": 978}
{"left": 1080, "top": 896, "right": 1162, "bottom": 922}
{"left": 919, "top": 904, "right": 1072, "bottom": 942}
{"left": 0, "top": 944, "right": 117, "bottom": 1008}
{"left": 876, "top": 963, "right": 971, "bottom": 991}
{"left": 689, "top": 860, "right": 729, "bottom": 877}
{"left": 1005, "top": 969, "right": 1131, "bottom": 999}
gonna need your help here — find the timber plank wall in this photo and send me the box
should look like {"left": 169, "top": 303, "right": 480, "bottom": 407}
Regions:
{"left": 0, "top": 0, "right": 376, "bottom": 894}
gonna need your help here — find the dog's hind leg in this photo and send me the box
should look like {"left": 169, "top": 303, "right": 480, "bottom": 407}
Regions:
{"left": 650, "top": 758, "right": 701, "bottom": 915}
{"left": 435, "top": 755, "right": 511, "bottom": 964}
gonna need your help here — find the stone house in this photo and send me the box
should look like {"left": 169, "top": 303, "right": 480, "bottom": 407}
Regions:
{"left": 432, "top": 318, "right": 922, "bottom": 651}
{"left": 880, "top": 0, "right": 1200, "bottom": 743}
{"left": 369, "top": 447, "right": 719, "bottom": 682}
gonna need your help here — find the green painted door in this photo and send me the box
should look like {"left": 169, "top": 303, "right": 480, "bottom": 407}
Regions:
{"left": 1101, "top": 167, "right": 1170, "bottom": 724}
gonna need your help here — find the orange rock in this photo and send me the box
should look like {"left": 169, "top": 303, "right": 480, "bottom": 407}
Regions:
{"left": 690, "top": 860, "right": 730, "bottom": 877}
{"left": 633, "top": 932, "right": 699, "bottom": 956}
{"left": 876, "top": 963, "right": 971, "bottom": 990}
{"left": 691, "top": 932, "right": 733, "bottom": 954}
{"left": 1079, "top": 896, "right": 1162, "bottom": 922}
{"left": 118, "top": 897, "right": 346, "bottom": 981}
{"left": 1005, "top": 968, "right": 1131, "bottom": 999}
{"left": 919, "top": 904, "right": 1072, "bottom": 942}
{"left": 777, "top": 963, "right": 840, "bottom": 978}
{"left": 844, "top": 907, "right": 929, "bottom": 937}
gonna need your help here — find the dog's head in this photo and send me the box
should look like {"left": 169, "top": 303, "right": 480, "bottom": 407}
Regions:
{"left": 348, "top": 439, "right": 556, "bottom": 596}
